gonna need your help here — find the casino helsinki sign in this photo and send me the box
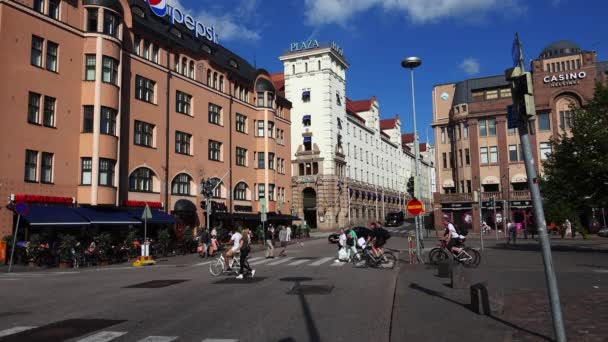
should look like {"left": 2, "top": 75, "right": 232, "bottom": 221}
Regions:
{"left": 543, "top": 71, "right": 587, "bottom": 88}
{"left": 146, "top": 0, "right": 219, "bottom": 44}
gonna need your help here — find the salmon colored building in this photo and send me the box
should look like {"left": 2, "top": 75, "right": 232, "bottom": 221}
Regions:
{"left": 0, "top": 0, "right": 293, "bottom": 240}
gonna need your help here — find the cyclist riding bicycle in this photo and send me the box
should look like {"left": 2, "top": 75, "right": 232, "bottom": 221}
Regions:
{"left": 366, "top": 222, "right": 389, "bottom": 258}
{"left": 442, "top": 215, "right": 464, "bottom": 255}
{"left": 225, "top": 228, "right": 242, "bottom": 269}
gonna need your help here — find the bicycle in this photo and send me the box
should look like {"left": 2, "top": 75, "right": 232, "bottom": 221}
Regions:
{"left": 209, "top": 252, "right": 241, "bottom": 276}
{"left": 428, "top": 239, "right": 481, "bottom": 268}
{"left": 353, "top": 246, "right": 397, "bottom": 269}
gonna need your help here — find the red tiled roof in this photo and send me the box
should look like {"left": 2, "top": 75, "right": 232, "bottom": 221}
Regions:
{"left": 270, "top": 72, "right": 285, "bottom": 96}
{"left": 380, "top": 118, "right": 397, "bottom": 130}
{"left": 401, "top": 133, "right": 415, "bottom": 144}
{"left": 346, "top": 97, "right": 376, "bottom": 113}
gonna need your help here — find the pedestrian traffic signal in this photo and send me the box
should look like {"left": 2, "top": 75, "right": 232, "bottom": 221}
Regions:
{"left": 506, "top": 66, "right": 536, "bottom": 121}
{"left": 407, "top": 176, "right": 415, "bottom": 197}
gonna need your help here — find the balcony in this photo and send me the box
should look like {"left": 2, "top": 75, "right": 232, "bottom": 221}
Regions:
{"left": 439, "top": 190, "right": 531, "bottom": 203}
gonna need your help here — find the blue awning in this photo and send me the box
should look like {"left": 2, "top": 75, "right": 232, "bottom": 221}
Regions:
{"left": 22, "top": 206, "right": 90, "bottom": 226}
{"left": 127, "top": 208, "right": 176, "bottom": 225}
{"left": 74, "top": 207, "right": 141, "bottom": 225}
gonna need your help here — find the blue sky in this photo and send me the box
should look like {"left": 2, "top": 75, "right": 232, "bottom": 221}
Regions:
{"left": 169, "top": 0, "right": 607, "bottom": 142}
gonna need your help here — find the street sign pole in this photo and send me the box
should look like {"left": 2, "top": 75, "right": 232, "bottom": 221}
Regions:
{"left": 507, "top": 33, "right": 566, "bottom": 342}
{"left": 8, "top": 215, "right": 21, "bottom": 273}
{"left": 141, "top": 204, "right": 153, "bottom": 257}
{"left": 475, "top": 190, "right": 484, "bottom": 252}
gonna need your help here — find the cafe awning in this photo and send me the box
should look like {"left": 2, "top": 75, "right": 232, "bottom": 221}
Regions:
{"left": 74, "top": 207, "right": 141, "bottom": 225}
{"left": 22, "top": 206, "right": 90, "bottom": 226}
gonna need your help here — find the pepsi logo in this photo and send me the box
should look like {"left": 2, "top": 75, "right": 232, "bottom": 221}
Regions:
{"left": 148, "top": 0, "right": 167, "bottom": 17}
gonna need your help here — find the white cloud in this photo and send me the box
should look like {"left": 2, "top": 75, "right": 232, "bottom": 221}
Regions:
{"left": 167, "top": 0, "right": 260, "bottom": 42}
{"left": 460, "top": 57, "right": 480, "bottom": 75}
{"left": 303, "top": 0, "right": 523, "bottom": 26}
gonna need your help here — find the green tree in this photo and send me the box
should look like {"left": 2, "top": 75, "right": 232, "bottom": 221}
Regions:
{"left": 541, "top": 82, "right": 608, "bottom": 229}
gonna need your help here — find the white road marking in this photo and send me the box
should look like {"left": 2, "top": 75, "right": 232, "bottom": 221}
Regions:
{"left": 246, "top": 257, "right": 264, "bottom": 263}
{"left": 75, "top": 331, "right": 128, "bottom": 342}
{"left": 0, "top": 326, "right": 37, "bottom": 337}
{"left": 136, "top": 336, "right": 178, "bottom": 342}
{"left": 201, "top": 339, "right": 238, "bottom": 342}
{"left": 194, "top": 261, "right": 214, "bottom": 266}
{"left": 268, "top": 257, "right": 295, "bottom": 266}
{"left": 309, "top": 257, "right": 334, "bottom": 266}
{"left": 249, "top": 258, "right": 274, "bottom": 266}
{"left": 593, "top": 269, "right": 608, "bottom": 273}
{"left": 288, "top": 259, "right": 313, "bottom": 266}
{"left": 331, "top": 261, "right": 347, "bottom": 267}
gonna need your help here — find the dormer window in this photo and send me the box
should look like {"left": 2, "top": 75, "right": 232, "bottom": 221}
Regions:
{"left": 229, "top": 59, "right": 239, "bottom": 69}
{"left": 303, "top": 115, "right": 311, "bottom": 127}
{"left": 302, "top": 90, "right": 310, "bottom": 102}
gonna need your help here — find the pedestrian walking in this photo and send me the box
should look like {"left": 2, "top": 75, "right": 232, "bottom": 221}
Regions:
{"left": 346, "top": 227, "right": 358, "bottom": 261}
{"left": 336, "top": 228, "right": 348, "bottom": 262}
{"left": 506, "top": 219, "right": 517, "bottom": 245}
{"left": 264, "top": 225, "right": 275, "bottom": 259}
{"left": 565, "top": 219, "right": 575, "bottom": 238}
{"left": 286, "top": 225, "right": 292, "bottom": 242}
{"left": 278, "top": 226, "right": 288, "bottom": 257}
{"left": 236, "top": 228, "right": 255, "bottom": 279}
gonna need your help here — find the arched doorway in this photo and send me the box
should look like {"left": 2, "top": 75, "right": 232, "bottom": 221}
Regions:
{"left": 302, "top": 188, "right": 317, "bottom": 228}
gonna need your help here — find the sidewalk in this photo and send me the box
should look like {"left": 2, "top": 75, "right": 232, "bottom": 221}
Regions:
{"left": 0, "top": 235, "right": 322, "bottom": 273}
{"left": 391, "top": 242, "right": 608, "bottom": 341}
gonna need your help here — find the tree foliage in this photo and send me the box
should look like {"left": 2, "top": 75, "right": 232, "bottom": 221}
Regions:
{"left": 541, "top": 82, "right": 608, "bottom": 225}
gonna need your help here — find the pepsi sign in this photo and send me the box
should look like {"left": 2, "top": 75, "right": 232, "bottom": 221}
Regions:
{"left": 147, "top": 0, "right": 219, "bottom": 44}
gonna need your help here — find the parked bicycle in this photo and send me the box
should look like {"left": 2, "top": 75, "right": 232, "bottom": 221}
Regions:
{"left": 353, "top": 246, "right": 397, "bottom": 269}
{"left": 428, "top": 239, "right": 481, "bottom": 268}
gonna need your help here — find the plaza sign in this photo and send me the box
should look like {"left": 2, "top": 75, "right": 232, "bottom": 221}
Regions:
{"left": 147, "top": 0, "right": 219, "bottom": 44}
{"left": 290, "top": 40, "right": 344, "bottom": 56}
{"left": 543, "top": 71, "right": 587, "bottom": 88}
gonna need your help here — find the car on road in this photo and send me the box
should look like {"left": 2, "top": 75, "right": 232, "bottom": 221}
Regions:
{"left": 385, "top": 212, "right": 404, "bottom": 227}
{"left": 328, "top": 226, "right": 372, "bottom": 244}
{"left": 598, "top": 228, "right": 608, "bottom": 237}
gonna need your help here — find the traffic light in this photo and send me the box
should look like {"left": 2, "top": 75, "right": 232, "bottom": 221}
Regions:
{"left": 505, "top": 66, "right": 536, "bottom": 121}
{"left": 406, "top": 176, "right": 415, "bottom": 197}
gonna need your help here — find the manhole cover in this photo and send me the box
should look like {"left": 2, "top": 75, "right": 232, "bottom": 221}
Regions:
{"left": 213, "top": 277, "right": 267, "bottom": 284}
{"left": 288, "top": 284, "right": 334, "bottom": 295}
{"left": 0, "top": 319, "right": 125, "bottom": 342}
{"left": 124, "top": 280, "right": 188, "bottom": 288}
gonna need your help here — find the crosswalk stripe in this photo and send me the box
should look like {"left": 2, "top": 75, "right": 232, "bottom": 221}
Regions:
{"left": 249, "top": 258, "right": 273, "bottom": 266}
{"left": 247, "top": 257, "right": 264, "bottom": 262}
{"left": 268, "top": 257, "right": 295, "bottom": 266}
{"left": 0, "top": 326, "right": 37, "bottom": 337}
{"left": 331, "top": 261, "right": 347, "bottom": 267}
{"left": 309, "top": 257, "right": 334, "bottom": 266}
{"left": 288, "top": 259, "right": 312, "bottom": 266}
{"left": 201, "top": 339, "right": 238, "bottom": 342}
{"left": 75, "top": 331, "right": 128, "bottom": 342}
{"left": 194, "top": 260, "right": 214, "bottom": 266}
{"left": 136, "top": 336, "right": 178, "bottom": 342}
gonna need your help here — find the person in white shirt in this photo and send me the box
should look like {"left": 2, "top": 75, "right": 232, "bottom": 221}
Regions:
{"left": 442, "top": 215, "right": 463, "bottom": 254}
{"left": 225, "top": 228, "right": 242, "bottom": 269}
{"left": 286, "top": 226, "right": 292, "bottom": 242}
{"left": 278, "top": 226, "right": 288, "bottom": 257}
{"left": 336, "top": 229, "right": 348, "bottom": 261}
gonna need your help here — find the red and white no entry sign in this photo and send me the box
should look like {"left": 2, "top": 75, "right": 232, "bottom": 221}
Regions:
{"left": 406, "top": 199, "right": 424, "bottom": 216}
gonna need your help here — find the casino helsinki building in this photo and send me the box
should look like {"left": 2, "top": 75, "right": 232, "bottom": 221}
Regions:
{"left": 273, "top": 42, "right": 435, "bottom": 230}
{"left": 431, "top": 40, "right": 608, "bottom": 231}
{"left": 0, "top": 0, "right": 295, "bottom": 238}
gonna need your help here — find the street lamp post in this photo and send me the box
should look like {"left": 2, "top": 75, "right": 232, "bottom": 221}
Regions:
{"left": 402, "top": 56, "right": 423, "bottom": 259}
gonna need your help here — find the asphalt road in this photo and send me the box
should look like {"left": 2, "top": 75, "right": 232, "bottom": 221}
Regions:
{"left": 0, "top": 226, "right": 410, "bottom": 342}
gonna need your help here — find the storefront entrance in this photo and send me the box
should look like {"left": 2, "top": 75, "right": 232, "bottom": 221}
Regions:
{"left": 302, "top": 188, "right": 317, "bottom": 228}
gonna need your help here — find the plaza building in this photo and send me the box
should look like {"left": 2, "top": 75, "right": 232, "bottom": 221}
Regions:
{"left": 273, "top": 41, "right": 434, "bottom": 230}
{"left": 0, "top": 0, "right": 293, "bottom": 241}
{"left": 431, "top": 40, "right": 608, "bottom": 231}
